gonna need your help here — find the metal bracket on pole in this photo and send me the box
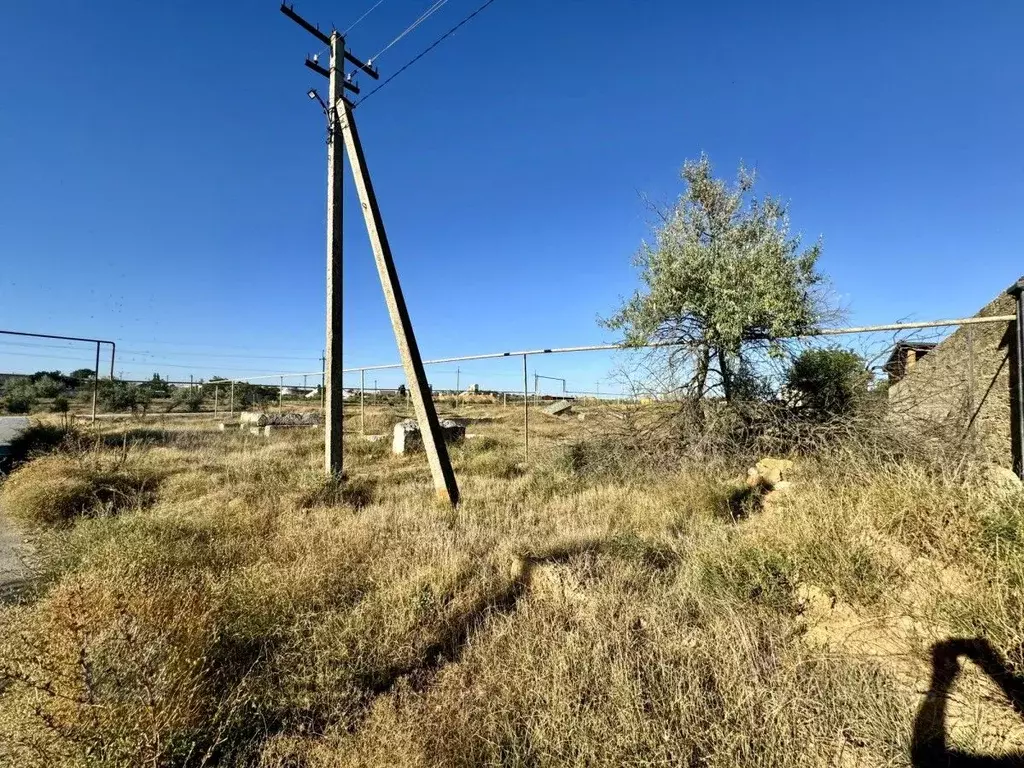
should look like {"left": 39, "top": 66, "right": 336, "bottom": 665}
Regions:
{"left": 1007, "top": 277, "right": 1024, "bottom": 479}
{"left": 336, "top": 97, "right": 460, "bottom": 506}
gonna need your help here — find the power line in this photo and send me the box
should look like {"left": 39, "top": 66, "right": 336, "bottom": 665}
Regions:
{"left": 355, "top": 0, "right": 499, "bottom": 107}
{"left": 0, "top": 350, "right": 96, "bottom": 363}
{"left": 367, "top": 0, "right": 450, "bottom": 65}
{"left": 343, "top": 0, "right": 388, "bottom": 34}
{"left": 118, "top": 348, "right": 320, "bottom": 361}
{"left": 0, "top": 339, "right": 83, "bottom": 351}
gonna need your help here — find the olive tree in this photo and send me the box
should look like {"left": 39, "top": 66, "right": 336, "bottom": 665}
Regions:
{"left": 604, "top": 155, "right": 831, "bottom": 403}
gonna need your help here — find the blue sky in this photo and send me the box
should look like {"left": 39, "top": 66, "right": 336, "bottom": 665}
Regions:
{"left": 1, "top": 0, "right": 1022, "bottom": 394}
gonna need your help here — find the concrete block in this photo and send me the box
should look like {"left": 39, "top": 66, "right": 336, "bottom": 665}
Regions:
{"left": 392, "top": 418, "right": 467, "bottom": 455}
{"left": 542, "top": 400, "right": 573, "bottom": 417}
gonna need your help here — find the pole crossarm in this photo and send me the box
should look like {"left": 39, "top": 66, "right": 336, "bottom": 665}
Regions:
{"left": 279, "top": 3, "right": 331, "bottom": 45}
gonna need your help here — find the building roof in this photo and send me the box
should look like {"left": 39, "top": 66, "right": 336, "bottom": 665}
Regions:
{"left": 884, "top": 341, "right": 937, "bottom": 368}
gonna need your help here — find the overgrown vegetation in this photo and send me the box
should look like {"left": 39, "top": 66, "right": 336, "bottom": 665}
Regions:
{"left": 786, "top": 347, "right": 871, "bottom": 420}
{"left": 0, "top": 401, "right": 1021, "bottom": 766}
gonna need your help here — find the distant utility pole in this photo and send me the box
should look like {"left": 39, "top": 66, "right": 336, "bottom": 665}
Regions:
{"left": 281, "top": 4, "right": 460, "bottom": 506}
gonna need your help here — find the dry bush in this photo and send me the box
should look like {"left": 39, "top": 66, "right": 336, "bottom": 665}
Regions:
{"left": 1, "top": 453, "right": 162, "bottom": 527}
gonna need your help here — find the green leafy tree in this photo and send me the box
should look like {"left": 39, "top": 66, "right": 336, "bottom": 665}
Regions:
{"left": 144, "top": 373, "right": 172, "bottom": 399}
{"left": 168, "top": 386, "right": 204, "bottom": 413}
{"left": 32, "top": 375, "right": 67, "bottom": 399}
{"left": 2, "top": 379, "right": 36, "bottom": 413}
{"left": 786, "top": 347, "right": 869, "bottom": 419}
{"left": 69, "top": 368, "right": 95, "bottom": 385}
{"left": 603, "top": 155, "right": 829, "bottom": 403}
{"left": 97, "top": 380, "right": 152, "bottom": 416}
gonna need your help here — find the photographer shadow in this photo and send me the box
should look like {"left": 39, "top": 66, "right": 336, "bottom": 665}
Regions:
{"left": 913, "top": 638, "right": 1024, "bottom": 766}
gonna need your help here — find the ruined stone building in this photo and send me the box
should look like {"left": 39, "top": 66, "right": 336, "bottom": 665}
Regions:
{"left": 887, "top": 290, "right": 1016, "bottom": 467}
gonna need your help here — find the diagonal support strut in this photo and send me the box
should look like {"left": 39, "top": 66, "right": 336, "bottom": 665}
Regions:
{"left": 335, "top": 97, "right": 460, "bottom": 506}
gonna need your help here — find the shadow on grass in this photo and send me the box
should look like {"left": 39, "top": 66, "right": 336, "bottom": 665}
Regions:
{"left": 0, "top": 576, "right": 39, "bottom": 607}
{"left": 297, "top": 475, "right": 377, "bottom": 510}
{"left": 99, "top": 428, "right": 225, "bottom": 451}
{"left": 912, "top": 637, "right": 1024, "bottom": 767}
{"left": 2, "top": 424, "right": 72, "bottom": 473}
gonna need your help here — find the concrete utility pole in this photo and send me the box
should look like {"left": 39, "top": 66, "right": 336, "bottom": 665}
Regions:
{"left": 281, "top": 3, "right": 375, "bottom": 475}
{"left": 322, "top": 29, "right": 345, "bottom": 474}
{"left": 336, "top": 96, "right": 460, "bottom": 506}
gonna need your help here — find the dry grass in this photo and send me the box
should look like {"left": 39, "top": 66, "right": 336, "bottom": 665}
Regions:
{"left": 1, "top": 403, "right": 1022, "bottom": 766}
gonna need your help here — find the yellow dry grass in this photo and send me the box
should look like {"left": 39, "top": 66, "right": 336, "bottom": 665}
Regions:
{"left": 0, "top": 403, "right": 1022, "bottom": 767}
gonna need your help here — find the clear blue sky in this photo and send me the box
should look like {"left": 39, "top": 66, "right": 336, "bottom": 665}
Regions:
{"left": 1, "top": 1, "right": 1022, "bottom": 393}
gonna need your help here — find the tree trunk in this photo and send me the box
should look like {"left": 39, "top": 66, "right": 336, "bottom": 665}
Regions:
{"left": 717, "top": 347, "right": 734, "bottom": 403}
{"left": 693, "top": 347, "right": 710, "bottom": 400}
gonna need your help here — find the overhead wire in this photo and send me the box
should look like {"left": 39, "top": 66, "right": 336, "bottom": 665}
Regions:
{"left": 366, "top": 0, "right": 451, "bottom": 65}
{"left": 343, "top": 0, "right": 389, "bottom": 35}
{"left": 119, "top": 349, "right": 320, "bottom": 362}
{"left": 354, "top": 0, "right": 499, "bottom": 107}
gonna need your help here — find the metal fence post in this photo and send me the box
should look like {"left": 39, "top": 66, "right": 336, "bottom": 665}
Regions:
{"left": 360, "top": 369, "right": 366, "bottom": 436}
{"left": 230, "top": 381, "right": 235, "bottom": 416}
{"left": 214, "top": 385, "right": 219, "bottom": 417}
{"left": 91, "top": 341, "right": 100, "bottom": 424}
{"left": 523, "top": 354, "right": 529, "bottom": 465}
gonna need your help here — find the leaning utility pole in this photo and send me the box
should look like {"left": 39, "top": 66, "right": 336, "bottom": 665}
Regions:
{"left": 281, "top": 4, "right": 461, "bottom": 506}
{"left": 281, "top": 3, "right": 371, "bottom": 476}
{"left": 336, "top": 96, "right": 460, "bottom": 506}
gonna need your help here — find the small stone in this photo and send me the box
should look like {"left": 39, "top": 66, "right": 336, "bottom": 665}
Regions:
{"left": 980, "top": 464, "right": 1023, "bottom": 493}
{"left": 438, "top": 419, "right": 467, "bottom": 442}
{"left": 755, "top": 458, "right": 795, "bottom": 487}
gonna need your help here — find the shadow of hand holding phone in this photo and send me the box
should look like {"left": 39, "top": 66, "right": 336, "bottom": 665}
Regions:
{"left": 912, "top": 638, "right": 1024, "bottom": 767}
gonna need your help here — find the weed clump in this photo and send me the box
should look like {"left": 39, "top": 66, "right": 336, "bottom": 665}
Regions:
{"left": 1, "top": 455, "right": 161, "bottom": 526}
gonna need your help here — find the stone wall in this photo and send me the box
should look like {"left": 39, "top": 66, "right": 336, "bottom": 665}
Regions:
{"left": 888, "top": 292, "right": 1014, "bottom": 466}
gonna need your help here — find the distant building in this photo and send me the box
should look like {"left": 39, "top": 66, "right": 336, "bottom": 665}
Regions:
{"left": 883, "top": 342, "right": 937, "bottom": 384}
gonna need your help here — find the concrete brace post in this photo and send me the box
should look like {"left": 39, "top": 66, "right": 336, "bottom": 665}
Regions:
{"left": 336, "top": 97, "right": 459, "bottom": 506}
